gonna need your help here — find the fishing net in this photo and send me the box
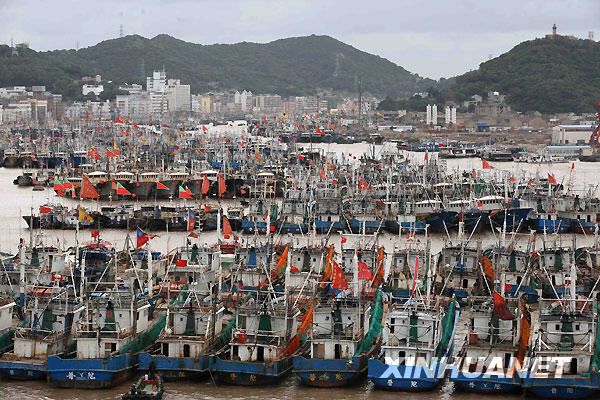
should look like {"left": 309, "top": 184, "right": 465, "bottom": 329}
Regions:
{"left": 0, "top": 329, "right": 15, "bottom": 351}
{"left": 118, "top": 315, "right": 166, "bottom": 355}
{"left": 184, "top": 307, "right": 195, "bottom": 336}
{"left": 354, "top": 289, "right": 383, "bottom": 356}
{"left": 210, "top": 318, "right": 236, "bottom": 352}
{"left": 590, "top": 303, "right": 600, "bottom": 372}
{"left": 434, "top": 300, "right": 457, "bottom": 358}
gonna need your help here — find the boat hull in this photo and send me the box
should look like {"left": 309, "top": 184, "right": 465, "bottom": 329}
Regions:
{"left": 528, "top": 218, "right": 571, "bottom": 233}
{"left": 138, "top": 352, "right": 210, "bottom": 380}
{"left": 419, "top": 211, "right": 458, "bottom": 232}
{"left": 0, "top": 358, "right": 47, "bottom": 380}
{"left": 368, "top": 359, "right": 445, "bottom": 391}
{"left": 451, "top": 371, "right": 520, "bottom": 393}
{"left": 211, "top": 356, "right": 293, "bottom": 386}
{"left": 522, "top": 373, "right": 599, "bottom": 399}
{"left": 47, "top": 353, "right": 134, "bottom": 389}
{"left": 489, "top": 208, "right": 531, "bottom": 231}
{"left": 314, "top": 220, "right": 343, "bottom": 234}
{"left": 293, "top": 355, "right": 367, "bottom": 387}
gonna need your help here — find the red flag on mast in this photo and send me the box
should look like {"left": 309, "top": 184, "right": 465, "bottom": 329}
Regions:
{"left": 411, "top": 256, "right": 420, "bottom": 296}
{"left": 223, "top": 216, "right": 232, "bottom": 236}
{"left": 201, "top": 175, "right": 210, "bottom": 195}
{"left": 218, "top": 174, "right": 226, "bottom": 196}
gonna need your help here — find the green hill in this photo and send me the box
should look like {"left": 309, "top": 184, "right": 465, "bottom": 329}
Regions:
{"left": 446, "top": 36, "right": 600, "bottom": 113}
{"left": 30, "top": 34, "right": 433, "bottom": 99}
{"left": 0, "top": 45, "right": 84, "bottom": 98}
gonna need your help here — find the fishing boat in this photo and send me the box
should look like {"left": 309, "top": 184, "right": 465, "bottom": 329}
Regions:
{"left": 368, "top": 296, "right": 460, "bottom": 390}
{"left": 139, "top": 279, "right": 224, "bottom": 380}
{"left": 521, "top": 264, "right": 600, "bottom": 398}
{"left": 47, "top": 289, "right": 166, "bottom": 389}
{"left": 450, "top": 293, "right": 531, "bottom": 393}
{"left": 0, "top": 288, "right": 80, "bottom": 380}
{"left": 293, "top": 248, "right": 384, "bottom": 387}
{"left": 412, "top": 200, "right": 458, "bottom": 233}
{"left": 211, "top": 246, "right": 299, "bottom": 385}
{"left": 122, "top": 370, "right": 164, "bottom": 400}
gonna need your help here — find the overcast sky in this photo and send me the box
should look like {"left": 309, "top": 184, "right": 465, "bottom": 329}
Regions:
{"left": 0, "top": 0, "right": 598, "bottom": 79}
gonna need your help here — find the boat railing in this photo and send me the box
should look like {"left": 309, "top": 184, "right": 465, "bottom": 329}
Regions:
{"left": 15, "top": 326, "right": 67, "bottom": 342}
{"left": 75, "top": 320, "right": 133, "bottom": 340}
{"left": 537, "top": 329, "right": 594, "bottom": 353}
{"left": 538, "top": 297, "right": 595, "bottom": 315}
{"left": 231, "top": 328, "right": 283, "bottom": 347}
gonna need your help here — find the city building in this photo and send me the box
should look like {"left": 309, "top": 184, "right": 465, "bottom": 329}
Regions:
{"left": 146, "top": 70, "right": 166, "bottom": 92}
{"left": 165, "top": 79, "right": 191, "bottom": 112}
{"left": 82, "top": 84, "right": 104, "bottom": 96}
{"left": 552, "top": 125, "right": 594, "bottom": 145}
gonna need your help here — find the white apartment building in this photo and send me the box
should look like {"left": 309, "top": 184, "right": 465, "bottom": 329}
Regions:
{"left": 82, "top": 85, "right": 104, "bottom": 96}
{"left": 166, "top": 79, "right": 191, "bottom": 112}
{"left": 146, "top": 70, "right": 166, "bottom": 92}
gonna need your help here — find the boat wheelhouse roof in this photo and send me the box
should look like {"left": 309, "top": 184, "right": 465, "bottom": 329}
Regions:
{"left": 449, "top": 199, "right": 470, "bottom": 205}
{"left": 115, "top": 171, "right": 135, "bottom": 176}
{"left": 415, "top": 199, "right": 442, "bottom": 205}
{"left": 88, "top": 170, "right": 108, "bottom": 176}
{"left": 199, "top": 170, "right": 218, "bottom": 175}
{"left": 476, "top": 195, "right": 504, "bottom": 201}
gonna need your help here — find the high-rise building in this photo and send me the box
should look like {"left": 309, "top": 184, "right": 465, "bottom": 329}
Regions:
{"left": 165, "top": 79, "right": 190, "bottom": 112}
{"left": 146, "top": 70, "right": 166, "bottom": 92}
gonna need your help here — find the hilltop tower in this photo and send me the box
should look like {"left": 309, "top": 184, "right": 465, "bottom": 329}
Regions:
{"left": 552, "top": 24, "right": 557, "bottom": 37}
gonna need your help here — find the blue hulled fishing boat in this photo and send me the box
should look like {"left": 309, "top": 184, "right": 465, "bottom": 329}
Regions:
{"left": 450, "top": 293, "right": 531, "bottom": 394}
{"left": 0, "top": 288, "right": 79, "bottom": 380}
{"left": 368, "top": 296, "right": 459, "bottom": 390}
{"left": 522, "top": 264, "right": 600, "bottom": 398}
{"left": 48, "top": 291, "right": 165, "bottom": 388}
{"left": 211, "top": 246, "right": 301, "bottom": 385}
{"left": 139, "top": 282, "right": 224, "bottom": 380}
{"left": 293, "top": 245, "right": 385, "bottom": 388}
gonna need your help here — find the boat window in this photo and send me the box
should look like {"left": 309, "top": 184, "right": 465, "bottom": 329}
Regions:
{"left": 183, "top": 344, "right": 191, "bottom": 358}
{"left": 570, "top": 358, "right": 577, "bottom": 375}
{"left": 462, "top": 279, "right": 468, "bottom": 288}
{"left": 335, "top": 344, "right": 342, "bottom": 359}
{"left": 257, "top": 346, "right": 264, "bottom": 362}
{"left": 575, "top": 324, "right": 580, "bottom": 331}
{"left": 556, "top": 324, "right": 560, "bottom": 330}
{"left": 162, "top": 343, "right": 169, "bottom": 357}
{"left": 390, "top": 318, "right": 395, "bottom": 333}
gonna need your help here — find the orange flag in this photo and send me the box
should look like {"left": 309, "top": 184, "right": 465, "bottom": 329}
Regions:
{"left": 223, "top": 216, "right": 232, "bottom": 235}
{"left": 548, "top": 173, "right": 557, "bottom": 185}
{"left": 332, "top": 260, "right": 348, "bottom": 290}
{"left": 482, "top": 158, "right": 494, "bottom": 169}
{"left": 80, "top": 175, "right": 99, "bottom": 199}
{"left": 201, "top": 175, "right": 210, "bottom": 195}
{"left": 218, "top": 174, "right": 226, "bottom": 196}
{"left": 371, "top": 247, "right": 385, "bottom": 288}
